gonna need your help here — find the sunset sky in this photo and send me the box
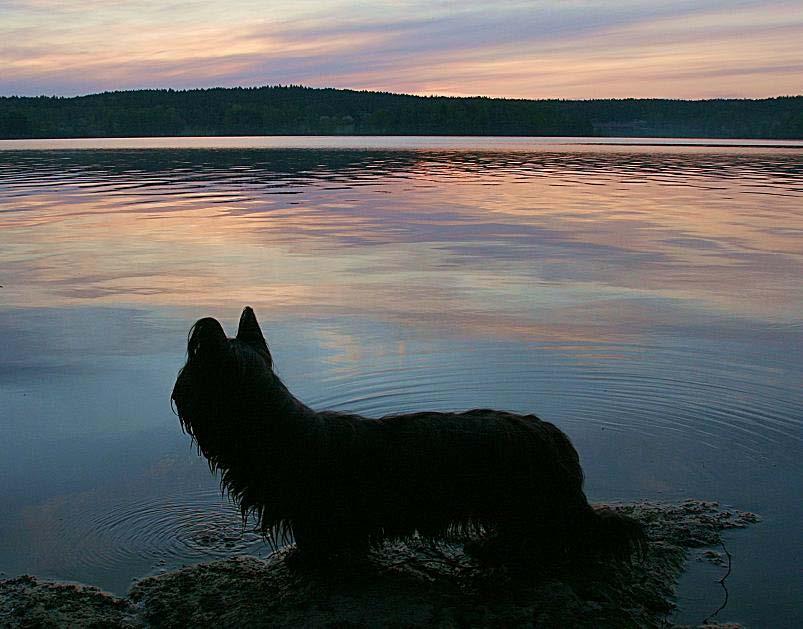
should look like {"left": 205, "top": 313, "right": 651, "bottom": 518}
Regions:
{"left": 2, "top": 0, "right": 802, "bottom": 99}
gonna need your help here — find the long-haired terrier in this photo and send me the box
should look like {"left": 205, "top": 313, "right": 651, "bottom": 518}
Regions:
{"left": 171, "top": 307, "right": 644, "bottom": 565}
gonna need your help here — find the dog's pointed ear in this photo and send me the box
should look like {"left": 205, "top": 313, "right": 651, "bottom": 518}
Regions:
{"left": 188, "top": 317, "right": 227, "bottom": 361}
{"left": 237, "top": 306, "right": 269, "bottom": 353}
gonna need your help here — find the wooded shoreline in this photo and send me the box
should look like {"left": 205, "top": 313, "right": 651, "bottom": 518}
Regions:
{"left": 1, "top": 86, "right": 801, "bottom": 140}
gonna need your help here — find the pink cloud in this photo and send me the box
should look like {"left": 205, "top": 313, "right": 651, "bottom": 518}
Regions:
{"left": 2, "top": 0, "right": 801, "bottom": 98}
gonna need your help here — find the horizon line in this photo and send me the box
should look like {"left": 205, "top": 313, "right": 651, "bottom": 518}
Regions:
{"left": 3, "top": 84, "right": 802, "bottom": 102}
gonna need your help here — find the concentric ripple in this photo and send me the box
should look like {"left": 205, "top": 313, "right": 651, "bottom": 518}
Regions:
{"left": 303, "top": 340, "right": 802, "bottom": 461}
{"left": 20, "top": 483, "right": 268, "bottom": 577}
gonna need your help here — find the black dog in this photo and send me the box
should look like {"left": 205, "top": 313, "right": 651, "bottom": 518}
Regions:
{"left": 171, "top": 307, "right": 644, "bottom": 564}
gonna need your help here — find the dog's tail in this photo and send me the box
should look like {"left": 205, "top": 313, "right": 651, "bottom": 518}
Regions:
{"left": 581, "top": 507, "right": 647, "bottom": 561}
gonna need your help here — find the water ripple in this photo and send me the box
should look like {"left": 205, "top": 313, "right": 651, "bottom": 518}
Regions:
{"left": 24, "top": 484, "right": 265, "bottom": 575}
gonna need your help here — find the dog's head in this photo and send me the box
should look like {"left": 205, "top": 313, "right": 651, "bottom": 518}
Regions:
{"left": 171, "top": 306, "right": 275, "bottom": 460}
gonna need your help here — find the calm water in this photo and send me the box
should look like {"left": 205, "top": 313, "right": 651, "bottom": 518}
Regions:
{"left": 0, "top": 137, "right": 801, "bottom": 626}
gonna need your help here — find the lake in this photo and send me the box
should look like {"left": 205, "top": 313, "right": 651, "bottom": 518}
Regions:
{"left": 0, "top": 137, "right": 801, "bottom": 626}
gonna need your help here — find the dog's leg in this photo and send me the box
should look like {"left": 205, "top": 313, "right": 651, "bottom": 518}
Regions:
{"left": 290, "top": 517, "right": 371, "bottom": 565}
{"left": 290, "top": 520, "right": 329, "bottom": 558}
{"left": 470, "top": 504, "right": 590, "bottom": 568}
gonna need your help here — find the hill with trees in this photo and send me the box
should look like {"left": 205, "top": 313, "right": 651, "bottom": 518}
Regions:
{"left": 1, "top": 86, "right": 801, "bottom": 139}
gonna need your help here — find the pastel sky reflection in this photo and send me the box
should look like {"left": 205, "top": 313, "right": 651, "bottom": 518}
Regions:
{"left": 1, "top": 145, "right": 801, "bottom": 331}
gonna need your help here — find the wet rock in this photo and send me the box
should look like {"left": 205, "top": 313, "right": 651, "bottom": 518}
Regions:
{"left": 0, "top": 501, "right": 759, "bottom": 628}
{"left": 0, "top": 574, "right": 140, "bottom": 627}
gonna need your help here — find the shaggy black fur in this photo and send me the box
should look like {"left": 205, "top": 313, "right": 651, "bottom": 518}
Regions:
{"left": 171, "top": 307, "right": 644, "bottom": 564}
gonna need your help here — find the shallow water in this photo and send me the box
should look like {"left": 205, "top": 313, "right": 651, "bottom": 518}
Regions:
{"left": 0, "top": 137, "right": 801, "bottom": 625}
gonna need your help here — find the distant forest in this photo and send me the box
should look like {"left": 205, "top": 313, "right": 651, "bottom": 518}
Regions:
{"left": 1, "top": 86, "right": 801, "bottom": 139}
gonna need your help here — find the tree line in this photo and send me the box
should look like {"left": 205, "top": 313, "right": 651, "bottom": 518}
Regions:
{"left": 1, "top": 86, "right": 801, "bottom": 139}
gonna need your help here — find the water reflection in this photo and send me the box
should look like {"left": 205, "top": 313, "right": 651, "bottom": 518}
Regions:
{"left": 0, "top": 142, "right": 801, "bottom": 625}
{"left": 1, "top": 149, "right": 801, "bottom": 322}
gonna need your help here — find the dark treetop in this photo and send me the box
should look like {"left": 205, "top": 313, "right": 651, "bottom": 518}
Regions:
{"left": 1, "top": 86, "right": 801, "bottom": 140}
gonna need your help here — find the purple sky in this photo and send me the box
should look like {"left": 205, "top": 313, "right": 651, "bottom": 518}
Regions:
{"left": 2, "top": 0, "right": 802, "bottom": 98}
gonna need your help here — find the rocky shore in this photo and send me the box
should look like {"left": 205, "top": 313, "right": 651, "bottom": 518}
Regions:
{"left": 0, "top": 501, "right": 758, "bottom": 628}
